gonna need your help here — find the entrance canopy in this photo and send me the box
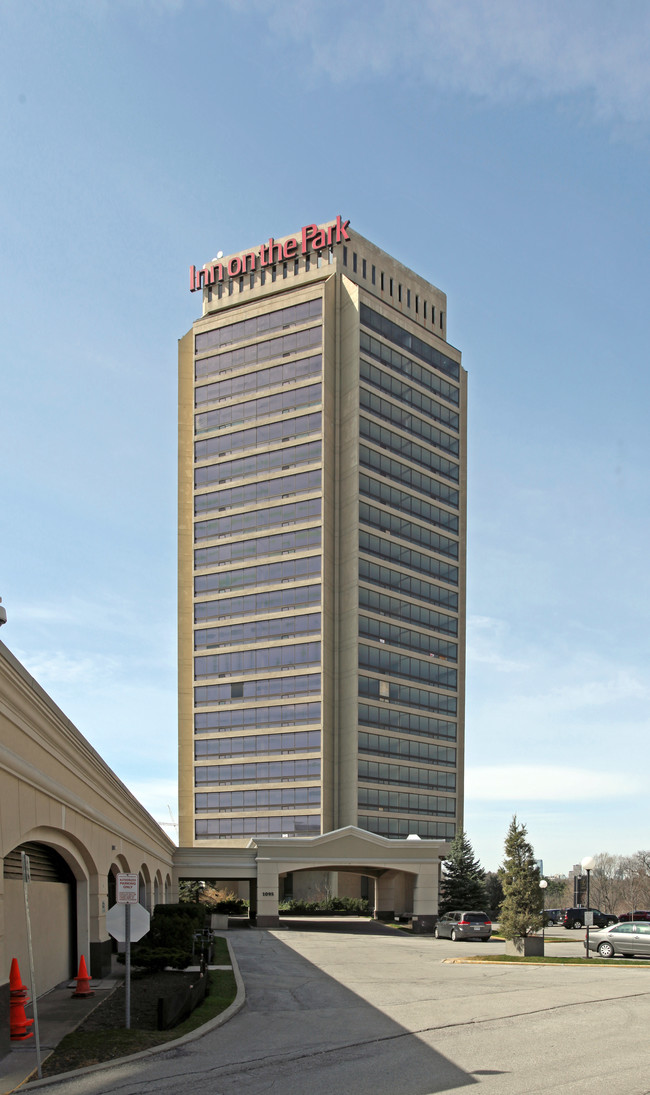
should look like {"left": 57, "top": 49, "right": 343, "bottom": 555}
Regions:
{"left": 173, "top": 826, "right": 449, "bottom": 931}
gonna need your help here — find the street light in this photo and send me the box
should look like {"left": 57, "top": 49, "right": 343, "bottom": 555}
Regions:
{"left": 581, "top": 855, "right": 596, "bottom": 959}
{"left": 539, "top": 879, "right": 548, "bottom": 945}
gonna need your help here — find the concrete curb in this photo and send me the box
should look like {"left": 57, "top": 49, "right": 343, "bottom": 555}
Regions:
{"left": 23, "top": 938, "right": 246, "bottom": 1091}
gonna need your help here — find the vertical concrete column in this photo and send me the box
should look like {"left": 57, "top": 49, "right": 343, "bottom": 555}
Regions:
{"left": 411, "top": 863, "right": 439, "bottom": 934}
{"left": 255, "top": 864, "right": 280, "bottom": 928}
{"left": 374, "top": 870, "right": 398, "bottom": 921}
{"left": 88, "top": 871, "right": 112, "bottom": 979}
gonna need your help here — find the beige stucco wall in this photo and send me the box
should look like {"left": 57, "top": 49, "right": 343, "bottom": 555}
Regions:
{"left": 0, "top": 639, "right": 175, "bottom": 1057}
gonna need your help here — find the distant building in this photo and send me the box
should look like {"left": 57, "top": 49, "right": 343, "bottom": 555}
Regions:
{"left": 177, "top": 217, "right": 467, "bottom": 925}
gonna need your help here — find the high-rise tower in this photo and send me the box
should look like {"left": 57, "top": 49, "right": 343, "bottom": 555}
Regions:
{"left": 179, "top": 218, "right": 466, "bottom": 877}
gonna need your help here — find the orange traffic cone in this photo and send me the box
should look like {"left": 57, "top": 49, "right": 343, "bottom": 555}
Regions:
{"left": 72, "top": 955, "right": 94, "bottom": 998}
{"left": 10, "top": 958, "right": 34, "bottom": 1041}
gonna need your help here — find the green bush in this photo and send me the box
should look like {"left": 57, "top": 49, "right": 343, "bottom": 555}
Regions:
{"left": 120, "top": 947, "right": 191, "bottom": 972}
{"left": 278, "top": 896, "right": 369, "bottom": 916}
{"left": 202, "top": 898, "right": 247, "bottom": 915}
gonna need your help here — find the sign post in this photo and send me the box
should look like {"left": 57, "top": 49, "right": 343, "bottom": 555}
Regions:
{"left": 112, "top": 874, "right": 145, "bottom": 1029}
{"left": 21, "top": 853, "right": 42, "bottom": 1078}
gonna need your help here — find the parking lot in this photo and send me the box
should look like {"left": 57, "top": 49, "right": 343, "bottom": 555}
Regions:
{"left": 30, "top": 919, "right": 650, "bottom": 1095}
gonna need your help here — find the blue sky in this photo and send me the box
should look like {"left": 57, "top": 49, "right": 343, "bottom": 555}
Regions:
{"left": 2, "top": 0, "right": 649, "bottom": 873}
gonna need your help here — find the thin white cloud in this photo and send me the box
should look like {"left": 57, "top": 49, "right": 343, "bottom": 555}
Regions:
{"left": 17, "top": 650, "right": 121, "bottom": 686}
{"left": 254, "top": 0, "right": 650, "bottom": 129}
{"left": 466, "top": 765, "right": 642, "bottom": 801}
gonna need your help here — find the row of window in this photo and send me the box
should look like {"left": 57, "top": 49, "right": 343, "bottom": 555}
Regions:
{"left": 359, "top": 760, "right": 456, "bottom": 791}
{"left": 195, "top": 729, "right": 321, "bottom": 756}
{"left": 195, "top": 469, "right": 321, "bottom": 516}
{"left": 359, "top": 730, "right": 456, "bottom": 765}
{"left": 195, "top": 412, "right": 321, "bottom": 463}
{"left": 196, "top": 787, "right": 321, "bottom": 812}
{"left": 360, "top": 504, "right": 459, "bottom": 562}
{"left": 360, "top": 557, "right": 458, "bottom": 608}
{"left": 360, "top": 388, "right": 459, "bottom": 459}
{"left": 196, "top": 816, "right": 320, "bottom": 838}
{"left": 360, "top": 359, "right": 459, "bottom": 435}
{"left": 359, "top": 646, "right": 457, "bottom": 691}
{"left": 195, "top": 326, "right": 322, "bottom": 384}
{"left": 360, "top": 474, "right": 459, "bottom": 535}
{"left": 358, "top": 704, "right": 457, "bottom": 742}
{"left": 358, "top": 788, "right": 455, "bottom": 816}
{"left": 359, "top": 816, "right": 455, "bottom": 840}
{"left": 195, "top": 641, "right": 321, "bottom": 679}
{"left": 360, "top": 304, "right": 459, "bottom": 381}
{"left": 194, "top": 584, "right": 321, "bottom": 624}
{"left": 359, "top": 676, "right": 457, "bottom": 715}
{"left": 195, "top": 354, "right": 322, "bottom": 408}
{"left": 360, "top": 417, "right": 459, "bottom": 484}
{"left": 196, "top": 381, "right": 321, "bottom": 435}
{"left": 204, "top": 249, "right": 329, "bottom": 302}
{"left": 195, "top": 554, "right": 321, "bottom": 595}
{"left": 360, "top": 331, "right": 459, "bottom": 407}
{"left": 195, "top": 499, "right": 321, "bottom": 544}
{"left": 360, "top": 445, "right": 458, "bottom": 510}
{"left": 195, "top": 440, "right": 321, "bottom": 489}
{"left": 359, "top": 616, "right": 457, "bottom": 661}
{"left": 195, "top": 673, "right": 321, "bottom": 706}
{"left": 358, "top": 586, "right": 457, "bottom": 636}
{"left": 195, "top": 298, "right": 322, "bottom": 355}
{"left": 195, "top": 529, "right": 321, "bottom": 571}
{"left": 195, "top": 759, "right": 321, "bottom": 785}
{"left": 195, "top": 612, "right": 321, "bottom": 650}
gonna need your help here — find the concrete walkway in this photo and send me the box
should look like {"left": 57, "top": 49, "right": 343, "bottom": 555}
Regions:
{"left": 0, "top": 964, "right": 124, "bottom": 1095}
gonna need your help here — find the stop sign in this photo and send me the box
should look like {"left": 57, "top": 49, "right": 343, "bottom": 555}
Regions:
{"left": 106, "top": 902, "right": 150, "bottom": 942}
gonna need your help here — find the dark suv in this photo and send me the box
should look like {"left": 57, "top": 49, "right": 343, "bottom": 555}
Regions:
{"left": 563, "top": 907, "right": 618, "bottom": 929}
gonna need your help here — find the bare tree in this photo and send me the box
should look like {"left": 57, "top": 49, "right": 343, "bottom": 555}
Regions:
{"left": 589, "top": 853, "right": 620, "bottom": 913}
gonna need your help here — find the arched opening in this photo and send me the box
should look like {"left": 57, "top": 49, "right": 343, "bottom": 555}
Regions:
{"left": 3, "top": 842, "right": 77, "bottom": 990}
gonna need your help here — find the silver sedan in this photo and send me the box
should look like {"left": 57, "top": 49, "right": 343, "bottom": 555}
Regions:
{"left": 585, "top": 921, "right": 650, "bottom": 958}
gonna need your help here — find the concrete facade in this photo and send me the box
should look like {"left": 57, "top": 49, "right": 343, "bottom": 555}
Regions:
{"left": 0, "top": 640, "right": 175, "bottom": 1059}
{"left": 177, "top": 218, "right": 466, "bottom": 920}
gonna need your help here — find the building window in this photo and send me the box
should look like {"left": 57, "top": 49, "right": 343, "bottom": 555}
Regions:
{"left": 250, "top": 272, "right": 255, "bottom": 288}
{"left": 343, "top": 246, "right": 348, "bottom": 266}
{"left": 371, "top": 265, "right": 376, "bottom": 285}
{"left": 260, "top": 269, "right": 266, "bottom": 286}
{"left": 440, "top": 311, "right": 444, "bottom": 329}
{"left": 283, "top": 262, "right": 288, "bottom": 279}
{"left": 294, "top": 258, "right": 299, "bottom": 275}
{"left": 407, "top": 289, "right": 411, "bottom": 308}
{"left": 389, "top": 278, "right": 393, "bottom": 296}
{"left": 415, "top": 294, "right": 419, "bottom": 314}
{"left": 362, "top": 258, "right": 367, "bottom": 279}
{"left": 228, "top": 280, "right": 234, "bottom": 296}
{"left": 353, "top": 252, "right": 358, "bottom": 273}
{"left": 239, "top": 276, "right": 244, "bottom": 292}
{"left": 380, "top": 272, "right": 385, "bottom": 291}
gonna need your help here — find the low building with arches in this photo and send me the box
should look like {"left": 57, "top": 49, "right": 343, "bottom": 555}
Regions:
{"left": 0, "top": 640, "right": 175, "bottom": 1059}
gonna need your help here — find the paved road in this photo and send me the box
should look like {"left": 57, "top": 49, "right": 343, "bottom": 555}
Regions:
{"left": 30, "top": 922, "right": 650, "bottom": 1095}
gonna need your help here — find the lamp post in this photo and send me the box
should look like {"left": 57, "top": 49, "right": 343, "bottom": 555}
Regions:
{"left": 581, "top": 855, "right": 595, "bottom": 959}
{"left": 539, "top": 879, "right": 548, "bottom": 945}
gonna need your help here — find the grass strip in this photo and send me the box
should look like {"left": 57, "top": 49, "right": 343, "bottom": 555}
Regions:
{"left": 40, "top": 959, "right": 237, "bottom": 1079}
{"left": 450, "top": 955, "right": 649, "bottom": 966}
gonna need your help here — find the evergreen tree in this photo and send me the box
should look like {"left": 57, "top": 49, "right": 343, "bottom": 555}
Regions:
{"left": 439, "top": 830, "right": 486, "bottom": 914}
{"left": 484, "top": 871, "right": 504, "bottom": 917}
{"left": 498, "top": 815, "right": 543, "bottom": 939}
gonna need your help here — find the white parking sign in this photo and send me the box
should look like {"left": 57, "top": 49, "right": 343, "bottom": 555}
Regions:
{"left": 116, "top": 873, "right": 139, "bottom": 904}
